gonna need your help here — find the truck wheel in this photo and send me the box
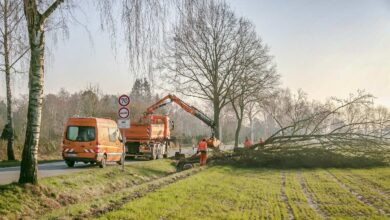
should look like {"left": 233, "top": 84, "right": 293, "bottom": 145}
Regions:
{"left": 156, "top": 144, "right": 162, "bottom": 159}
{"left": 99, "top": 155, "right": 107, "bottom": 168}
{"left": 151, "top": 152, "right": 157, "bottom": 160}
{"left": 163, "top": 144, "right": 168, "bottom": 158}
{"left": 65, "top": 160, "right": 75, "bottom": 167}
{"left": 117, "top": 155, "right": 124, "bottom": 165}
{"left": 150, "top": 145, "right": 157, "bottom": 160}
{"left": 151, "top": 151, "right": 157, "bottom": 160}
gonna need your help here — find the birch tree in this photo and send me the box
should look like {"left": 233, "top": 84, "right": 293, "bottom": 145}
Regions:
{"left": 19, "top": 0, "right": 179, "bottom": 184}
{"left": 0, "top": 0, "right": 28, "bottom": 161}
{"left": 19, "top": 0, "right": 66, "bottom": 184}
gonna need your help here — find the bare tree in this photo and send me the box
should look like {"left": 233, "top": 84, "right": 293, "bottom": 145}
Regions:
{"left": 164, "top": 0, "right": 248, "bottom": 138}
{"left": 246, "top": 102, "right": 262, "bottom": 142}
{"left": 228, "top": 19, "right": 279, "bottom": 148}
{"left": 0, "top": 0, "right": 28, "bottom": 161}
{"left": 79, "top": 84, "right": 101, "bottom": 117}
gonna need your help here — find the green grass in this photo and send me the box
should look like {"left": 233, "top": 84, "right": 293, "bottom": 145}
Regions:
{"left": 329, "top": 168, "right": 390, "bottom": 214}
{"left": 98, "top": 166, "right": 390, "bottom": 220}
{"left": 99, "top": 166, "right": 289, "bottom": 220}
{"left": 41, "top": 167, "right": 202, "bottom": 220}
{"left": 302, "top": 169, "right": 386, "bottom": 219}
{"left": 284, "top": 172, "right": 321, "bottom": 219}
{"left": 2, "top": 159, "right": 389, "bottom": 219}
{"left": 0, "top": 160, "right": 177, "bottom": 219}
{"left": 347, "top": 167, "right": 390, "bottom": 193}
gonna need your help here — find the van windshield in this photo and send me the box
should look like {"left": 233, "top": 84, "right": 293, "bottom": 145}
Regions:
{"left": 66, "top": 126, "right": 95, "bottom": 142}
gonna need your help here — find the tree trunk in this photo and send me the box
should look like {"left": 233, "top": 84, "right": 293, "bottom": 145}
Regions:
{"left": 19, "top": 21, "right": 45, "bottom": 185}
{"left": 232, "top": 101, "right": 245, "bottom": 150}
{"left": 219, "top": 120, "right": 222, "bottom": 143}
{"left": 213, "top": 104, "right": 220, "bottom": 139}
{"left": 5, "top": 68, "right": 15, "bottom": 161}
{"left": 3, "top": 0, "right": 16, "bottom": 161}
{"left": 249, "top": 116, "right": 254, "bottom": 142}
{"left": 234, "top": 118, "right": 242, "bottom": 148}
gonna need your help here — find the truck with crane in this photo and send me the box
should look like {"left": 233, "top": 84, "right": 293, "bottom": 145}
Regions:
{"left": 120, "top": 94, "right": 220, "bottom": 159}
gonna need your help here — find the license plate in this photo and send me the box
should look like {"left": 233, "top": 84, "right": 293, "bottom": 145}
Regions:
{"left": 66, "top": 153, "right": 77, "bottom": 157}
{"left": 140, "top": 147, "right": 151, "bottom": 153}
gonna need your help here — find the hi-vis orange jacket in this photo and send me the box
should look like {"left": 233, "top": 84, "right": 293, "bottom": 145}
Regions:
{"left": 198, "top": 141, "right": 207, "bottom": 151}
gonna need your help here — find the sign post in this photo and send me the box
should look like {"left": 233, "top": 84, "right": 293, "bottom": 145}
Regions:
{"left": 118, "top": 94, "right": 131, "bottom": 171}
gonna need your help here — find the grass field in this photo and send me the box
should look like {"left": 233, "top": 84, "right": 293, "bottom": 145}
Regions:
{"left": 1, "top": 158, "right": 389, "bottom": 219}
{"left": 99, "top": 166, "right": 390, "bottom": 220}
{"left": 0, "top": 160, "right": 178, "bottom": 219}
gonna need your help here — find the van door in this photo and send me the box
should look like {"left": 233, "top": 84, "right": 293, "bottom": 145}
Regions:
{"left": 64, "top": 125, "right": 96, "bottom": 159}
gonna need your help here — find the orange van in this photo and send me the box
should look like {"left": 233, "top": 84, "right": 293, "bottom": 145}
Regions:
{"left": 62, "top": 117, "right": 123, "bottom": 168}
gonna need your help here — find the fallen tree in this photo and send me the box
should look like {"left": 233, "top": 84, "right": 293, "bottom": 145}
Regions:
{"left": 208, "top": 90, "right": 390, "bottom": 168}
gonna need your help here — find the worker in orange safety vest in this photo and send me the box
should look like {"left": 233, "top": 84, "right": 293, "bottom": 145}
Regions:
{"left": 198, "top": 139, "right": 208, "bottom": 166}
{"left": 244, "top": 136, "right": 252, "bottom": 148}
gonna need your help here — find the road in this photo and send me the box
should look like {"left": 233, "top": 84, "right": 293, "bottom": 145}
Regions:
{"left": 0, "top": 148, "right": 195, "bottom": 185}
{"left": 0, "top": 146, "right": 233, "bottom": 185}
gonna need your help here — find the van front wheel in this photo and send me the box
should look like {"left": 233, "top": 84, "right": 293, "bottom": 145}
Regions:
{"left": 65, "top": 160, "right": 75, "bottom": 168}
{"left": 99, "top": 155, "right": 107, "bottom": 168}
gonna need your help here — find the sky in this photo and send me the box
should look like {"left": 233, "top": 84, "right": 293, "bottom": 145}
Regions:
{"left": 1, "top": 0, "right": 390, "bottom": 107}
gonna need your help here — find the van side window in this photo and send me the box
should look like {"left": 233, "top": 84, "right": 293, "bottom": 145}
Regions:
{"left": 108, "top": 128, "right": 117, "bottom": 142}
{"left": 67, "top": 126, "right": 95, "bottom": 142}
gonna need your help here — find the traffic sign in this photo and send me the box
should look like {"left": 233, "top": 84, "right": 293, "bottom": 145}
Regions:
{"left": 118, "top": 107, "right": 130, "bottom": 119}
{"left": 118, "top": 94, "right": 130, "bottom": 106}
{"left": 118, "top": 119, "right": 130, "bottom": 129}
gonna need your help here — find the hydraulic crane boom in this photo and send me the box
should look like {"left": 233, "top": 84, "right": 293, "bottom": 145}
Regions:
{"left": 144, "top": 94, "right": 215, "bottom": 135}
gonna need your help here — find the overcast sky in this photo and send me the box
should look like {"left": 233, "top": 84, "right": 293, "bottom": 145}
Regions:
{"left": 1, "top": 0, "right": 389, "bottom": 107}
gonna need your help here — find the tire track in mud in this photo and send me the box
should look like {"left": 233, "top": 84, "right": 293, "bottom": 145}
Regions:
{"left": 281, "top": 172, "right": 295, "bottom": 220}
{"left": 298, "top": 171, "right": 327, "bottom": 219}
{"left": 73, "top": 167, "right": 204, "bottom": 219}
{"left": 325, "top": 170, "right": 389, "bottom": 217}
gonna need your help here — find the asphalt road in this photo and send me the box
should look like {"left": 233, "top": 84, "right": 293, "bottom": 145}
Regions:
{"left": 0, "top": 148, "right": 196, "bottom": 185}
{"left": 0, "top": 145, "right": 233, "bottom": 185}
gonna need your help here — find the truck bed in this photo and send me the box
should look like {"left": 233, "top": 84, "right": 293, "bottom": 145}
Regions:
{"left": 121, "top": 123, "right": 167, "bottom": 141}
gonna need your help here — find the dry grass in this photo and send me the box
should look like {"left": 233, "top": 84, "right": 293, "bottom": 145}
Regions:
{"left": 0, "top": 139, "right": 62, "bottom": 161}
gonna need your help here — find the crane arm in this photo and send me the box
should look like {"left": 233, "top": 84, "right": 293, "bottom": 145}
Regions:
{"left": 145, "top": 94, "right": 215, "bottom": 129}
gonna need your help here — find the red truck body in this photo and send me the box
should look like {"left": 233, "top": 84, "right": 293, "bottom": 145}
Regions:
{"left": 120, "top": 115, "right": 170, "bottom": 159}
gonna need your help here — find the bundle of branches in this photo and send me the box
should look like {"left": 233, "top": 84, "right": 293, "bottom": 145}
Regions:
{"left": 237, "top": 90, "right": 390, "bottom": 167}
